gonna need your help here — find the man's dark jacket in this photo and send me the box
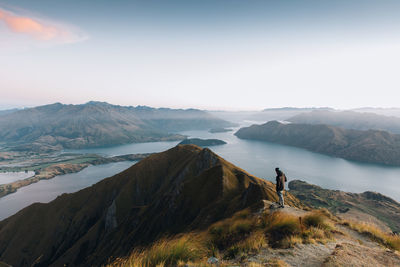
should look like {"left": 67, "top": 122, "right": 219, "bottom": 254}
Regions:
{"left": 276, "top": 170, "right": 287, "bottom": 191}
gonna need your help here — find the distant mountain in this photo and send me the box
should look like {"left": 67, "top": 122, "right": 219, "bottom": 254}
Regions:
{"left": 0, "top": 102, "right": 233, "bottom": 151}
{"left": 262, "top": 107, "right": 333, "bottom": 112}
{"left": 352, "top": 107, "right": 400, "bottom": 118}
{"left": 0, "top": 145, "right": 301, "bottom": 266}
{"left": 179, "top": 138, "right": 226, "bottom": 146}
{"left": 289, "top": 180, "right": 400, "bottom": 232}
{"left": 289, "top": 110, "right": 400, "bottom": 134}
{"left": 0, "top": 109, "right": 19, "bottom": 117}
{"left": 245, "top": 107, "right": 334, "bottom": 123}
{"left": 208, "top": 108, "right": 333, "bottom": 126}
{"left": 235, "top": 121, "right": 400, "bottom": 166}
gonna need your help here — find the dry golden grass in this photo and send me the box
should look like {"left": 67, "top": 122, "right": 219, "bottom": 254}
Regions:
{"left": 208, "top": 209, "right": 256, "bottom": 248}
{"left": 303, "top": 212, "right": 332, "bottom": 230}
{"left": 107, "top": 235, "right": 205, "bottom": 267}
{"left": 207, "top": 209, "right": 267, "bottom": 259}
{"left": 108, "top": 209, "right": 340, "bottom": 266}
{"left": 224, "top": 230, "right": 267, "bottom": 259}
{"left": 345, "top": 220, "right": 400, "bottom": 251}
{"left": 263, "top": 212, "right": 302, "bottom": 248}
{"left": 264, "top": 257, "right": 289, "bottom": 267}
{"left": 264, "top": 210, "right": 335, "bottom": 248}
{"left": 246, "top": 263, "right": 264, "bottom": 267}
{"left": 109, "top": 209, "right": 268, "bottom": 266}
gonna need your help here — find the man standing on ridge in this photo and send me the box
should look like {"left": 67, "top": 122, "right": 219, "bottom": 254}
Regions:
{"left": 275, "top": 167, "right": 287, "bottom": 208}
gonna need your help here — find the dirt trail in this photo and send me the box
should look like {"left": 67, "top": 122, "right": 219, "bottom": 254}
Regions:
{"left": 244, "top": 203, "right": 400, "bottom": 267}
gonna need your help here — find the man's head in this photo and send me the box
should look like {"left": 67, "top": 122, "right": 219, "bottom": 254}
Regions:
{"left": 275, "top": 167, "right": 280, "bottom": 173}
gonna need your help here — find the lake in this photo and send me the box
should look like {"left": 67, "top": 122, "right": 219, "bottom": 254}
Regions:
{"left": 0, "top": 171, "right": 34, "bottom": 184}
{"left": 1, "top": 126, "right": 400, "bottom": 220}
{"left": 0, "top": 161, "right": 134, "bottom": 220}
{"left": 68, "top": 127, "right": 400, "bottom": 201}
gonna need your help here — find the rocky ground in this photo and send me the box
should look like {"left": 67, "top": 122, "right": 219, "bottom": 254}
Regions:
{"left": 224, "top": 202, "right": 400, "bottom": 267}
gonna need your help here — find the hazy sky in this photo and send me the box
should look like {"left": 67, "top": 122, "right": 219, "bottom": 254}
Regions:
{"left": 1, "top": 0, "right": 400, "bottom": 110}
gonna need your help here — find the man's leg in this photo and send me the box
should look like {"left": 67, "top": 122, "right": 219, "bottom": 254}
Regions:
{"left": 277, "top": 191, "right": 284, "bottom": 207}
{"left": 276, "top": 191, "right": 281, "bottom": 205}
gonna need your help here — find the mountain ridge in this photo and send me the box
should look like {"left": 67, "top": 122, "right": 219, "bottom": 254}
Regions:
{"left": 0, "top": 102, "right": 233, "bottom": 151}
{"left": 0, "top": 145, "right": 301, "bottom": 266}
{"left": 289, "top": 110, "right": 400, "bottom": 134}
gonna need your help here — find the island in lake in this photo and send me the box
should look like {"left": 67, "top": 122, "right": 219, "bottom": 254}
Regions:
{"left": 178, "top": 138, "right": 227, "bottom": 147}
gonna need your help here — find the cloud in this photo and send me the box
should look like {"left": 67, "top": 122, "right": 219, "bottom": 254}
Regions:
{"left": 0, "top": 8, "right": 86, "bottom": 43}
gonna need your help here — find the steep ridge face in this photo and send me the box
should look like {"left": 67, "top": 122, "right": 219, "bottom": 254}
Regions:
{"left": 0, "top": 102, "right": 233, "bottom": 151}
{"left": 235, "top": 121, "right": 400, "bottom": 166}
{"left": 0, "top": 145, "right": 301, "bottom": 266}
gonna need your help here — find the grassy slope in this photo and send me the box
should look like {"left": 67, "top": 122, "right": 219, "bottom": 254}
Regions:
{"left": 109, "top": 204, "right": 400, "bottom": 266}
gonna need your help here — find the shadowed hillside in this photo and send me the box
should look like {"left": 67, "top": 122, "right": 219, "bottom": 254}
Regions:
{"left": 0, "top": 102, "right": 233, "bottom": 152}
{"left": 235, "top": 121, "right": 400, "bottom": 166}
{"left": 0, "top": 145, "right": 301, "bottom": 266}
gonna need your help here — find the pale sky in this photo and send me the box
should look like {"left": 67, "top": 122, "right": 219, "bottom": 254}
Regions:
{"left": 1, "top": 0, "right": 400, "bottom": 110}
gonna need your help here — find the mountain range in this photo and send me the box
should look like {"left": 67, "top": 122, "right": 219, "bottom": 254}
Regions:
{"left": 0, "top": 102, "right": 233, "bottom": 152}
{"left": 235, "top": 121, "right": 400, "bottom": 166}
{"left": 289, "top": 110, "right": 400, "bottom": 134}
{"left": 352, "top": 107, "right": 400, "bottom": 118}
{"left": 0, "top": 145, "right": 301, "bottom": 266}
{"left": 0, "top": 109, "right": 19, "bottom": 117}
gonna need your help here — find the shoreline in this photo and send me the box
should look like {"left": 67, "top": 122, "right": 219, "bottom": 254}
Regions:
{"left": 0, "top": 153, "right": 151, "bottom": 199}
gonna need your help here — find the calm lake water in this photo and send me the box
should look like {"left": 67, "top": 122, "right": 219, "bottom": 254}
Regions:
{"left": 1, "top": 125, "right": 400, "bottom": 220}
{"left": 0, "top": 162, "right": 134, "bottom": 220}
{"left": 68, "top": 127, "right": 400, "bottom": 201}
{"left": 0, "top": 171, "right": 34, "bottom": 184}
